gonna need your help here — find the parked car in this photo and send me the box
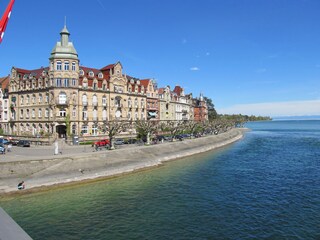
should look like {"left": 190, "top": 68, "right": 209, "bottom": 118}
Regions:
{"left": 124, "top": 138, "right": 137, "bottom": 144}
{"left": 0, "top": 144, "right": 5, "bottom": 154}
{"left": 93, "top": 139, "right": 110, "bottom": 147}
{"left": 17, "top": 140, "right": 31, "bottom": 147}
{"left": 114, "top": 139, "right": 125, "bottom": 145}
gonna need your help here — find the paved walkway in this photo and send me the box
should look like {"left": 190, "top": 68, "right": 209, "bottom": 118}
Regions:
{"left": 0, "top": 139, "right": 165, "bottom": 162}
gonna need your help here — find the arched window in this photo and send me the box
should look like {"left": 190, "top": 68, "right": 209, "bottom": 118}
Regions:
{"left": 92, "top": 95, "right": 98, "bottom": 106}
{"left": 93, "top": 109, "right": 98, "bottom": 121}
{"left": 102, "top": 109, "right": 107, "bottom": 121}
{"left": 82, "top": 94, "right": 88, "bottom": 106}
{"left": 128, "top": 97, "right": 132, "bottom": 108}
{"left": 115, "top": 96, "right": 121, "bottom": 107}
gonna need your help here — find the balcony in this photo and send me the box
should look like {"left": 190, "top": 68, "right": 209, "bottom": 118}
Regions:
{"left": 55, "top": 116, "right": 66, "bottom": 121}
{"left": 56, "top": 99, "right": 69, "bottom": 106}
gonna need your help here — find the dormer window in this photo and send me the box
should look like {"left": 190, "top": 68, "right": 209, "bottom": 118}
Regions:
{"left": 136, "top": 80, "right": 140, "bottom": 85}
{"left": 89, "top": 71, "right": 94, "bottom": 77}
{"left": 98, "top": 72, "right": 103, "bottom": 78}
{"left": 80, "top": 69, "right": 84, "bottom": 76}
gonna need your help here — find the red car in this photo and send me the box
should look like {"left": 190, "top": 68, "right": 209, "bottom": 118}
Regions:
{"left": 93, "top": 139, "right": 110, "bottom": 147}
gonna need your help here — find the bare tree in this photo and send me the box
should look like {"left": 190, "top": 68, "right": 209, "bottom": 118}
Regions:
{"left": 185, "top": 120, "right": 200, "bottom": 138}
{"left": 99, "top": 120, "right": 129, "bottom": 149}
{"left": 135, "top": 120, "right": 159, "bottom": 145}
{"left": 165, "top": 120, "right": 185, "bottom": 140}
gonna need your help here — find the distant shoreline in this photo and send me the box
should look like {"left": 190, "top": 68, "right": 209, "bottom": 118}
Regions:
{"left": 0, "top": 128, "right": 247, "bottom": 197}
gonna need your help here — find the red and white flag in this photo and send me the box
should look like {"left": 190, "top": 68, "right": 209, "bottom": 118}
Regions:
{"left": 0, "top": 0, "right": 15, "bottom": 43}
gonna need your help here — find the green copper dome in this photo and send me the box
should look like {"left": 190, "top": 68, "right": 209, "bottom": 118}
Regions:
{"left": 50, "top": 24, "right": 78, "bottom": 60}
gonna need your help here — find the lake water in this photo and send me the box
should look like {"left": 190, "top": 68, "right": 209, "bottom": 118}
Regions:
{"left": 1, "top": 120, "right": 320, "bottom": 239}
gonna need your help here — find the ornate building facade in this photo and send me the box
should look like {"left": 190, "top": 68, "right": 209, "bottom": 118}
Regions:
{"left": 5, "top": 24, "right": 208, "bottom": 139}
{"left": 8, "top": 25, "right": 147, "bottom": 138}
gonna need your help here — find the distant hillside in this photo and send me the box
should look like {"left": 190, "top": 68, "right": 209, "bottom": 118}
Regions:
{"left": 272, "top": 115, "right": 320, "bottom": 120}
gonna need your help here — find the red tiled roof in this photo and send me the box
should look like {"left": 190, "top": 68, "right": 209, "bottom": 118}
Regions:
{"left": 101, "top": 64, "right": 115, "bottom": 71}
{"left": 0, "top": 76, "right": 10, "bottom": 89}
{"left": 140, "top": 79, "right": 150, "bottom": 88}
{"left": 173, "top": 85, "right": 183, "bottom": 96}
{"left": 158, "top": 88, "right": 165, "bottom": 94}
{"left": 16, "top": 67, "right": 49, "bottom": 79}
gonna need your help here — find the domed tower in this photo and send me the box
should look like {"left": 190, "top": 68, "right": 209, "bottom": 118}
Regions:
{"left": 49, "top": 23, "right": 79, "bottom": 81}
{"left": 49, "top": 23, "right": 80, "bottom": 138}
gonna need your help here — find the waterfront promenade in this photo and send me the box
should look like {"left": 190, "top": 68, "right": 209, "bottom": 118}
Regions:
{"left": 0, "top": 128, "right": 246, "bottom": 195}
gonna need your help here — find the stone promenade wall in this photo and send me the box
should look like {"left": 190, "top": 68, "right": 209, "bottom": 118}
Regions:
{"left": 0, "top": 128, "right": 246, "bottom": 195}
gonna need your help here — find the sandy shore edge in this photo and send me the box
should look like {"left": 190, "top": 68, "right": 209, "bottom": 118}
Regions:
{"left": 0, "top": 128, "right": 248, "bottom": 197}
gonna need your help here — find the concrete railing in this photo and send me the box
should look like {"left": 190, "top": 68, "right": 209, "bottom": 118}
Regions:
{"left": 0, "top": 207, "right": 33, "bottom": 240}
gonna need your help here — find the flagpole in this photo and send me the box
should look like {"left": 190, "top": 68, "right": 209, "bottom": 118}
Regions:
{"left": 0, "top": 0, "right": 15, "bottom": 43}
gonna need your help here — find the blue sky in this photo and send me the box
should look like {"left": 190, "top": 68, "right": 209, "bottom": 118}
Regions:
{"left": 1, "top": 0, "right": 320, "bottom": 117}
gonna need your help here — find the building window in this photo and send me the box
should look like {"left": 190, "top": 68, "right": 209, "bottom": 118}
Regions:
{"left": 82, "top": 94, "right": 88, "bottom": 106}
{"left": 59, "top": 109, "right": 66, "bottom": 117}
{"left": 72, "top": 124, "right": 76, "bottom": 135}
{"left": 93, "top": 82, "right": 97, "bottom": 90}
{"left": 81, "top": 125, "right": 88, "bottom": 134}
{"left": 93, "top": 109, "right": 98, "bottom": 121}
{"left": 102, "top": 109, "right": 107, "bottom": 121}
{"left": 80, "top": 69, "right": 84, "bottom": 76}
{"left": 56, "top": 61, "right": 62, "bottom": 71}
{"left": 20, "top": 109, "right": 23, "bottom": 119}
{"left": 26, "top": 109, "right": 30, "bottom": 118}
{"left": 92, "top": 95, "right": 98, "bottom": 106}
{"left": 82, "top": 110, "right": 87, "bottom": 121}
{"left": 45, "top": 108, "right": 49, "bottom": 118}
{"left": 38, "top": 108, "right": 42, "bottom": 118}
{"left": 128, "top": 98, "right": 132, "bottom": 108}
{"left": 134, "top": 98, "right": 138, "bottom": 108}
{"left": 32, "top": 109, "right": 35, "bottom": 118}
{"left": 46, "top": 94, "right": 49, "bottom": 103}
{"left": 72, "top": 78, "right": 76, "bottom": 86}
{"left": 98, "top": 72, "right": 103, "bottom": 78}
{"left": 56, "top": 78, "right": 62, "bottom": 87}
{"left": 89, "top": 71, "right": 94, "bottom": 77}
{"left": 101, "top": 97, "right": 107, "bottom": 107}
{"left": 64, "top": 78, "right": 69, "bottom": 87}
{"left": 39, "top": 94, "right": 42, "bottom": 103}
{"left": 115, "top": 97, "right": 121, "bottom": 107}
{"left": 58, "top": 92, "right": 67, "bottom": 104}
{"left": 32, "top": 95, "right": 36, "bottom": 104}
{"left": 20, "top": 96, "right": 24, "bottom": 105}
{"left": 83, "top": 81, "right": 88, "bottom": 89}
{"left": 72, "top": 107, "right": 76, "bottom": 118}
{"left": 64, "top": 61, "right": 69, "bottom": 71}
{"left": 72, "top": 62, "right": 76, "bottom": 71}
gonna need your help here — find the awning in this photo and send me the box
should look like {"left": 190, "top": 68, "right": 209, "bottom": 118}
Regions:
{"left": 148, "top": 112, "right": 157, "bottom": 116}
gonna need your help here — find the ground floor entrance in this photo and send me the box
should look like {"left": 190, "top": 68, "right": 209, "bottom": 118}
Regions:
{"left": 56, "top": 125, "right": 66, "bottom": 138}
